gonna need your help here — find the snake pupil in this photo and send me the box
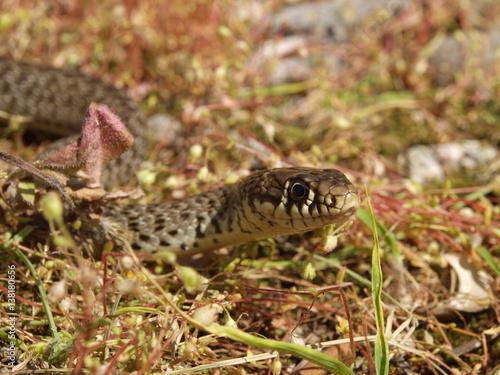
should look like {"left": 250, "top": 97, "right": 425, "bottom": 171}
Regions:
{"left": 289, "top": 180, "right": 308, "bottom": 201}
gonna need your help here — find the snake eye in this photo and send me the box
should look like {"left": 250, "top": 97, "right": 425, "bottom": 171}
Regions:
{"left": 289, "top": 180, "right": 309, "bottom": 201}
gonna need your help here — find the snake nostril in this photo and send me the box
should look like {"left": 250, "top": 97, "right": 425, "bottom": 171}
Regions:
{"left": 330, "top": 196, "right": 337, "bottom": 207}
{"left": 342, "top": 191, "right": 361, "bottom": 213}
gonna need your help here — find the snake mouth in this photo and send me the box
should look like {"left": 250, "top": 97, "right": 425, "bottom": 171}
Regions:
{"left": 317, "top": 191, "right": 359, "bottom": 226}
{"left": 256, "top": 186, "right": 360, "bottom": 233}
{"left": 336, "top": 190, "right": 361, "bottom": 218}
{"left": 305, "top": 186, "right": 360, "bottom": 222}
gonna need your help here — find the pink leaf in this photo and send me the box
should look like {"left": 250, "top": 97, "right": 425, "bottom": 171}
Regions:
{"left": 40, "top": 103, "right": 134, "bottom": 187}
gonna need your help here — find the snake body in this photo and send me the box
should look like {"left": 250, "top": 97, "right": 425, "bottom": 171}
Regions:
{"left": 0, "top": 58, "right": 360, "bottom": 255}
{"left": 0, "top": 58, "right": 146, "bottom": 187}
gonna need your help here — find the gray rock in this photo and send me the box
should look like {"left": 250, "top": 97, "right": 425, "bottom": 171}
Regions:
{"left": 147, "top": 112, "right": 184, "bottom": 146}
{"left": 398, "top": 140, "right": 498, "bottom": 184}
{"left": 428, "top": 35, "right": 466, "bottom": 87}
{"left": 271, "top": 0, "right": 410, "bottom": 43}
{"left": 428, "top": 23, "right": 500, "bottom": 86}
{"left": 253, "top": 0, "right": 411, "bottom": 84}
{"left": 485, "top": 18, "right": 500, "bottom": 67}
{"left": 259, "top": 0, "right": 500, "bottom": 86}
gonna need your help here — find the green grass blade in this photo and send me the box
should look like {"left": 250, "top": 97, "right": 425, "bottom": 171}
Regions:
{"left": 6, "top": 230, "right": 74, "bottom": 362}
{"left": 357, "top": 207, "right": 402, "bottom": 261}
{"left": 9, "top": 246, "right": 61, "bottom": 343}
{"left": 366, "top": 190, "right": 390, "bottom": 374}
{"left": 475, "top": 246, "right": 500, "bottom": 277}
{"left": 212, "top": 325, "right": 355, "bottom": 375}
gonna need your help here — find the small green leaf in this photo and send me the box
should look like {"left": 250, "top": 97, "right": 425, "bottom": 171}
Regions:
{"left": 212, "top": 325, "right": 355, "bottom": 375}
{"left": 475, "top": 246, "right": 500, "bottom": 277}
{"left": 365, "top": 190, "right": 389, "bottom": 375}
{"left": 18, "top": 179, "right": 36, "bottom": 205}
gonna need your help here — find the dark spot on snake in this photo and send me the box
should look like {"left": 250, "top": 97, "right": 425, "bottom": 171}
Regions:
{"left": 181, "top": 243, "right": 188, "bottom": 251}
{"left": 294, "top": 202, "right": 304, "bottom": 218}
{"left": 263, "top": 186, "right": 283, "bottom": 205}
{"left": 159, "top": 240, "right": 170, "bottom": 247}
{"left": 308, "top": 202, "right": 317, "bottom": 216}
{"left": 193, "top": 242, "right": 199, "bottom": 247}
{"left": 284, "top": 200, "right": 294, "bottom": 216}
{"left": 139, "top": 234, "right": 150, "bottom": 242}
{"left": 181, "top": 212, "right": 190, "bottom": 219}
{"left": 195, "top": 226, "right": 206, "bottom": 238}
{"left": 236, "top": 203, "right": 251, "bottom": 232}
{"left": 235, "top": 208, "right": 252, "bottom": 233}
{"left": 132, "top": 243, "right": 142, "bottom": 251}
{"left": 122, "top": 206, "right": 136, "bottom": 214}
{"left": 155, "top": 217, "right": 167, "bottom": 225}
{"left": 128, "top": 222, "right": 140, "bottom": 230}
{"left": 254, "top": 210, "right": 271, "bottom": 229}
{"left": 266, "top": 218, "right": 275, "bottom": 227}
{"left": 212, "top": 218, "right": 222, "bottom": 234}
{"left": 168, "top": 230, "right": 178, "bottom": 236}
{"left": 155, "top": 225, "right": 165, "bottom": 231}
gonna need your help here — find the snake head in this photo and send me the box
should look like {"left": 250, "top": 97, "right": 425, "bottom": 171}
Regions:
{"left": 243, "top": 167, "right": 360, "bottom": 235}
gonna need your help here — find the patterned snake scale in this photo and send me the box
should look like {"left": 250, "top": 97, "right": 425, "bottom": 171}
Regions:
{"left": 0, "top": 58, "right": 360, "bottom": 256}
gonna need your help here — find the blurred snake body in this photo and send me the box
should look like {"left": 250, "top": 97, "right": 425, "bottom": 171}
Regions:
{"left": 0, "top": 58, "right": 360, "bottom": 256}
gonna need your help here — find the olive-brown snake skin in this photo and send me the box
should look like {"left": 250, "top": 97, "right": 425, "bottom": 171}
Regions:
{"left": 0, "top": 58, "right": 360, "bottom": 256}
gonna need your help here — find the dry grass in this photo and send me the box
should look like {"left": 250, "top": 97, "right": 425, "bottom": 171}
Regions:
{"left": 0, "top": 0, "right": 499, "bottom": 374}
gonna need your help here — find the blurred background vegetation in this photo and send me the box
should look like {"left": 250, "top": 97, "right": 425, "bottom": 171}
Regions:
{"left": 0, "top": 0, "right": 499, "bottom": 374}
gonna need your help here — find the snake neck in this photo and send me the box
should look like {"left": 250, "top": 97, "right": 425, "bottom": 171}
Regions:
{"left": 100, "top": 183, "right": 264, "bottom": 256}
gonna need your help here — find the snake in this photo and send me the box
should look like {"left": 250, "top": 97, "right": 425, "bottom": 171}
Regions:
{"left": 0, "top": 57, "right": 360, "bottom": 257}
